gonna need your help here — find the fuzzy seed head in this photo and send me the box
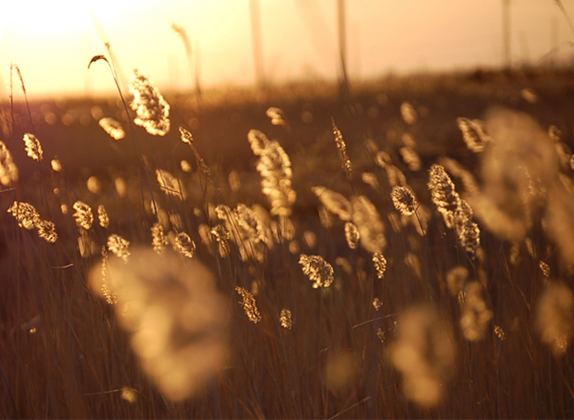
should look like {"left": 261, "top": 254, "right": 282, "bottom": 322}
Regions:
{"left": 22, "top": 133, "right": 43, "bottom": 161}
{"left": 391, "top": 186, "right": 418, "bottom": 216}
{"left": 0, "top": 140, "right": 18, "bottom": 186}
{"left": 312, "top": 186, "right": 351, "bottom": 221}
{"left": 174, "top": 232, "right": 196, "bottom": 259}
{"left": 7, "top": 201, "right": 40, "bottom": 230}
{"left": 280, "top": 308, "right": 292, "bottom": 330}
{"left": 99, "top": 117, "right": 126, "bottom": 140}
{"left": 97, "top": 205, "right": 109, "bottom": 228}
{"left": 151, "top": 223, "right": 169, "bottom": 254}
{"left": 73, "top": 201, "right": 94, "bottom": 230}
{"left": 299, "top": 254, "right": 334, "bottom": 288}
{"left": 130, "top": 70, "right": 170, "bottom": 136}
{"left": 235, "top": 286, "right": 262, "bottom": 324}
{"left": 36, "top": 219, "right": 58, "bottom": 243}
{"left": 107, "top": 234, "right": 130, "bottom": 262}
{"left": 344, "top": 222, "right": 360, "bottom": 249}
{"left": 332, "top": 119, "right": 352, "bottom": 180}
{"left": 372, "top": 252, "right": 387, "bottom": 279}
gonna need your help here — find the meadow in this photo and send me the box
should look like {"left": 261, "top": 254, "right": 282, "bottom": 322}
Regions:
{"left": 0, "top": 66, "right": 573, "bottom": 419}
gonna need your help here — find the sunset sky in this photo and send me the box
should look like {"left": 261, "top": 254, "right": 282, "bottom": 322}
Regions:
{"left": 0, "top": 0, "right": 572, "bottom": 99}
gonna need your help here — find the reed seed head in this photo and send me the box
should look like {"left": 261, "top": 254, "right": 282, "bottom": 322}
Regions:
{"left": 266, "top": 107, "right": 288, "bottom": 126}
{"left": 299, "top": 254, "right": 334, "bottom": 288}
{"left": 332, "top": 119, "right": 352, "bottom": 180}
{"left": 389, "top": 306, "right": 456, "bottom": 409}
{"left": 73, "top": 201, "right": 94, "bottom": 230}
{"left": 344, "top": 222, "right": 360, "bottom": 249}
{"left": 7, "top": 201, "right": 40, "bottom": 230}
{"left": 22, "top": 133, "right": 43, "bottom": 161}
{"left": 535, "top": 281, "right": 574, "bottom": 358}
{"left": 97, "top": 205, "right": 109, "bottom": 228}
{"left": 372, "top": 252, "right": 387, "bottom": 279}
{"left": 460, "top": 281, "right": 493, "bottom": 341}
{"left": 446, "top": 266, "right": 468, "bottom": 296}
{"left": 399, "top": 146, "right": 422, "bottom": 171}
{"left": 0, "top": 140, "right": 18, "bottom": 186}
{"left": 89, "top": 248, "right": 229, "bottom": 400}
{"left": 151, "top": 223, "right": 169, "bottom": 254}
{"left": 50, "top": 158, "right": 62, "bottom": 172}
{"left": 351, "top": 195, "right": 386, "bottom": 253}
{"left": 400, "top": 101, "right": 418, "bottom": 125}
{"left": 235, "top": 286, "right": 262, "bottom": 324}
{"left": 99, "top": 117, "right": 126, "bottom": 140}
{"left": 36, "top": 220, "right": 58, "bottom": 243}
{"left": 280, "top": 308, "right": 292, "bottom": 330}
{"left": 156, "top": 169, "right": 185, "bottom": 200}
{"left": 107, "top": 234, "right": 130, "bottom": 262}
{"left": 391, "top": 185, "right": 418, "bottom": 216}
{"left": 130, "top": 70, "right": 170, "bottom": 136}
{"left": 174, "top": 232, "right": 196, "bottom": 258}
{"left": 428, "top": 164, "right": 460, "bottom": 220}
{"left": 456, "top": 117, "right": 491, "bottom": 153}
{"left": 312, "top": 186, "right": 351, "bottom": 221}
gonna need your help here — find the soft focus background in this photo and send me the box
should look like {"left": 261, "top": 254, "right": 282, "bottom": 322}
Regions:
{"left": 0, "top": 0, "right": 573, "bottom": 99}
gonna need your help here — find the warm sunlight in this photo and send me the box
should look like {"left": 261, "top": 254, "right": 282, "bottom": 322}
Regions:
{"left": 0, "top": 1, "right": 573, "bottom": 419}
{"left": 0, "top": 0, "right": 572, "bottom": 98}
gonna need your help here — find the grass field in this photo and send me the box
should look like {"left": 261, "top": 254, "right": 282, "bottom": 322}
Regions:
{"left": 1, "top": 67, "right": 573, "bottom": 418}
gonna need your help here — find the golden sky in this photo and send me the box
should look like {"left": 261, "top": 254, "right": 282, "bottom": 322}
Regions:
{"left": 0, "top": 0, "right": 572, "bottom": 99}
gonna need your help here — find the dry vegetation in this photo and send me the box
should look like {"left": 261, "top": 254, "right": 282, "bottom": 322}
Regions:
{"left": 1, "top": 66, "right": 573, "bottom": 418}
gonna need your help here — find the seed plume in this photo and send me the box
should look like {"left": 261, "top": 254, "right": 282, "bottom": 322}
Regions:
{"left": 89, "top": 248, "right": 228, "bottom": 400}
{"left": 299, "top": 254, "right": 334, "bottom": 288}
{"left": 107, "top": 234, "right": 130, "bottom": 262}
{"left": 156, "top": 169, "right": 185, "bottom": 199}
{"left": 535, "top": 281, "right": 574, "bottom": 358}
{"left": 130, "top": 70, "right": 170, "bottom": 136}
{"left": 344, "top": 222, "right": 360, "bottom": 249}
{"left": 460, "top": 281, "right": 493, "bottom": 341}
{"left": 7, "top": 201, "right": 40, "bottom": 230}
{"left": 248, "top": 130, "right": 296, "bottom": 217}
{"left": 332, "top": 119, "right": 352, "bottom": 180}
{"left": 97, "top": 205, "right": 109, "bottom": 228}
{"left": 73, "top": 201, "right": 94, "bottom": 230}
{"left": 0, "top": 140, "right": 19, "bottom": 186}
{"left": 280, "top": 309, "right": 292, "bottom": 330}
{"left": 36, "top": 220, "right": 58, "bottom": 243}
{"left": 22, "top": 133, "right": 43, "bottom": 161}
{"left": 428, "top": 164, "right": 460, "bottom": 225}
{"left": 389, "top": 306, "right": 456, "bottom": 409}
{"left": 312, "top": 186, "right": 351, "bottom": 221}
{"left": 351, "top": 196, "right": 386, "bottom": 253}
{"left": 235, "top": 286, "right": 262, "bottom": 324}
{"left": 400, "top": 101, "right": 418, "bottom": 125}
{"left": 372, "top": 252, "right": 387, "bottom": 279}
{"left": 391, "top": 185, "right": 418, "bottom": 216}
{"left": 173, "top": 232, "right": 196, "bottom": 258}
{"left": 179, "top": 127, "right": 213, "bottom": 181}
{"left": 266, "top": 107, "right": 288, "bottom": 126}
{"left": 456, "top": 117, "right": 491, "bottom": 153}
{"left": 151, "top": 223, "right": 169, "bottom": 254}
{"left": 99, "top": 117, "right": 126, "bottom": 140}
